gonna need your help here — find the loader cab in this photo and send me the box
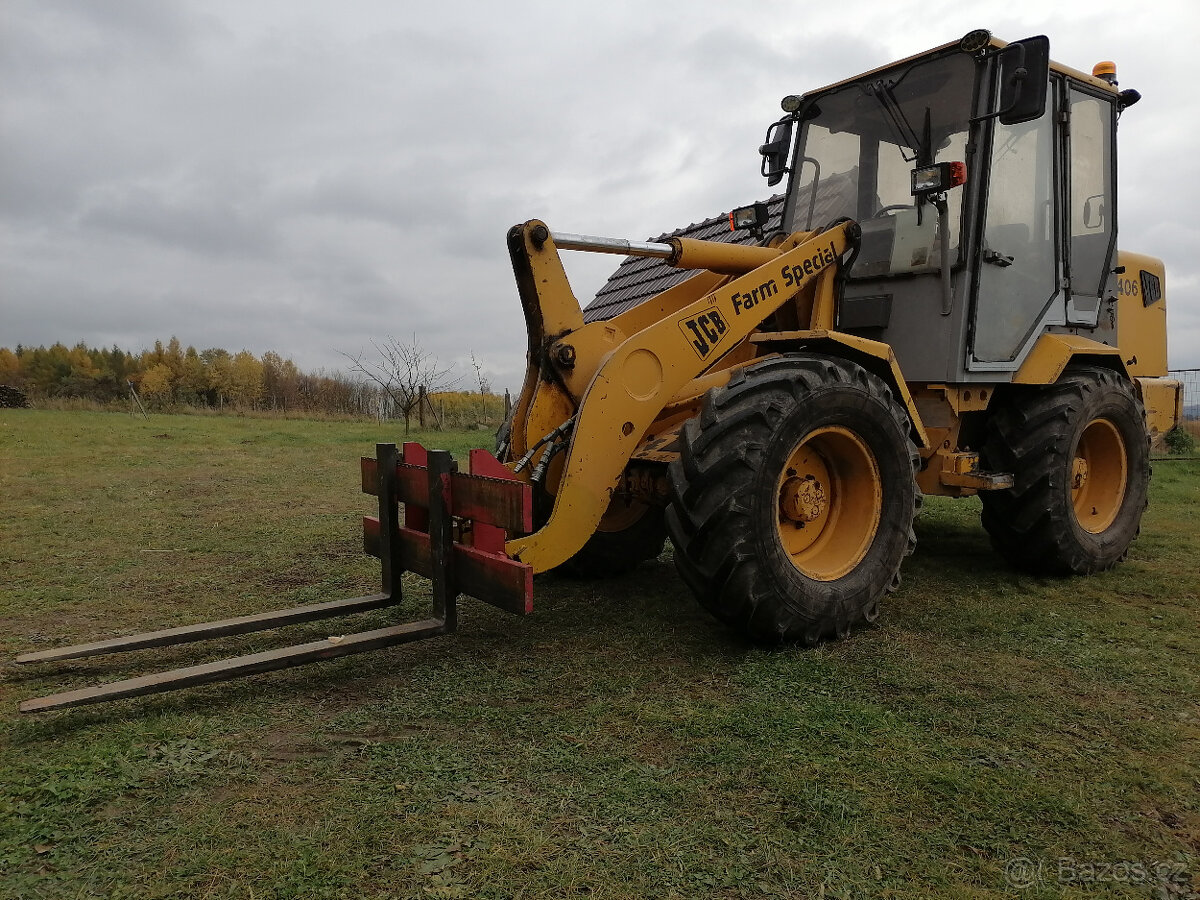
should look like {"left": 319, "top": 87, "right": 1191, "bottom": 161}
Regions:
{"left": 773, "top": 33, "right": 1120, "bottom": 381}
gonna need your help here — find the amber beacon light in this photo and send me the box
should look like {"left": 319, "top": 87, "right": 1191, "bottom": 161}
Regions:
{"left": 1093, "top": 61, "right": 1117, "bottom": 84}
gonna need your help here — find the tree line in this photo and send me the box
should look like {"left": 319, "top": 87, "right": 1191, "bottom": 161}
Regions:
{"left": 0, "top": 338, "right": 504, "bottom": 425}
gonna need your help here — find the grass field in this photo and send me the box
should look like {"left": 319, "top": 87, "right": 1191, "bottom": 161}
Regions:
{"left": 1, "top": 410, "right": 1197, "bottom": 899}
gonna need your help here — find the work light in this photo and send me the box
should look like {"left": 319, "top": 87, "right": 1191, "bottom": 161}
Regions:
{"left": 911, "top": 161, "right": 967, "bottom": 196}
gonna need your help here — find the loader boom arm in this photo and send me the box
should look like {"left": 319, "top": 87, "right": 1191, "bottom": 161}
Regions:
{"left": 504, "top": 221, "right": 856, "bottom": 572}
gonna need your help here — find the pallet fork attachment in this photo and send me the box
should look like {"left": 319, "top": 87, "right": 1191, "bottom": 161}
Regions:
{"left": 14, "top": 443, "right": 533, "bottom": 714}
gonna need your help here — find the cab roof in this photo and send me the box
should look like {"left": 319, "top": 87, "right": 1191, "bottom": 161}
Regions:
{"left": 798, "top": 31, "right": 1116, "bottom": 102}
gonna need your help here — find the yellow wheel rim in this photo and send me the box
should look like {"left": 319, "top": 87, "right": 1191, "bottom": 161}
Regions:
{"left": 596, "top": 495, "right": 650, "bottom": 533}
{"left": 776, "top": 426, "right": 882, "bottom": 581}
{"left": 1072, "top": 417, "right": 1127, "bottom": 534}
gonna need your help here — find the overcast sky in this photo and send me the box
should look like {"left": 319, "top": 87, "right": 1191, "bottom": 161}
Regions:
{"left": 3, "top": 0, "right": 1198, "bottom": 392}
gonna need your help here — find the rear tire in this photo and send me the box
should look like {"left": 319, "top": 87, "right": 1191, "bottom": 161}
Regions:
{"left": 665, "top": 354, "right": 919, "bottom": 644}
{"left": 980, "top": 366, "right": 1150, "bottom": 574}
{"left": 555, "top": 496, "right": 666, "bottom": 578}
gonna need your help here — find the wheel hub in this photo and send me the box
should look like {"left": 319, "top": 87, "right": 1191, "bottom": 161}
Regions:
{"left": 1071, "top": 456, "right": 1089, "bottom": 491}
{"left": 780, "top": 475, "right": 827, "bottom": 524}
{"left": 775, "top": 426, "right": 882, "bottom": 581}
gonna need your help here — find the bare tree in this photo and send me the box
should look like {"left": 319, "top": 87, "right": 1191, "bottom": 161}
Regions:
{"left": 470, "top": 352, "right": 491, "bottom": 422}
{"left": 341, "top": 334, "right": 458, "bottom": 433}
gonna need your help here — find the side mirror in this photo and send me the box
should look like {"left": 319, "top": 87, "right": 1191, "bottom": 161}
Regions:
{"left": 759, "top": 118, "right": 794, "bottom": 187}
{"left": 997, "top": 35, "right": 1049, "bottom": 125}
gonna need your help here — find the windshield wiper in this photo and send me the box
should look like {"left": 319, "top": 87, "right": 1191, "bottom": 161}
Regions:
{"left": 868, "top": 76, "right": 932, "bottom": 167}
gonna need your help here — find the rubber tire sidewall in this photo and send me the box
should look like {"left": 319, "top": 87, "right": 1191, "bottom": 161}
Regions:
{"left": 752, "top": 380, "right": 916, "bottom": 631}
{"left": 666, "top": 354, "right": 919, "bottom": 644}
{"left": 1059, "top": 376, "right": 1148, "bottom": 566}
{"left": 981, "top": 366, "right": 1150, "bottom": 574}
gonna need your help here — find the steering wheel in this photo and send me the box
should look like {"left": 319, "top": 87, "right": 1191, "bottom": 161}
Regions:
{"left": 873, "top": 204, "right": 915, "bottom": 218}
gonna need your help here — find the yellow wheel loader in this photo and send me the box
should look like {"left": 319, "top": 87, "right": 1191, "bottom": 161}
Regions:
{"left": 17, "top": 29, "right": 1182, "bottom": 711}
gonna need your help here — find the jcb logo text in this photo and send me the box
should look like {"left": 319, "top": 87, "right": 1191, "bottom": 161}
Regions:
{"left": 679, "top": 310, "right": 728, "bottom": 359}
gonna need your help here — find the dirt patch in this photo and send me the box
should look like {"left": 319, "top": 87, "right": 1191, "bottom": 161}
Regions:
{"left": 251, "top": 726, "right": 424, "bottom": 761}
{"left": 256, "top": 729, "right": 332, "bottom": 761}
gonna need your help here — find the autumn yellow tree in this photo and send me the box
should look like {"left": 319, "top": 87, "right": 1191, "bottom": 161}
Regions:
{"left": 261, "top": 351, "right": 300, "bottom": 411}
{"left": 228, "top": 351, "right": 264, "bottom": 408}
{"left": 202, "top": 349, "right": 233, "bottom": 406}
{"left": 163, "top": 337, "right": 185, "bottom": 396}
{"left": 67, "top": 342, "right": 98, "bottom": 378}
{"left": 0, "top": 338, "right": 401, "bottom": 416}
{"left": 0, "top": 347, "right": 19, "bottom": 385}
{"left": 139, "top": 363, "right": 174, "bottom": 406}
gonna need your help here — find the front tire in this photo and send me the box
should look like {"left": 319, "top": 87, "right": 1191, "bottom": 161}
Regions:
{"left": 665, "top": 355, "right": 920, "bottom": 644}
{"left": 980, "top": 366, "right": 1150, "bottom": 574}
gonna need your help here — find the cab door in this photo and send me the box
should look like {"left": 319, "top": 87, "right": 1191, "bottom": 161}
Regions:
{"left": 969, "top": 77, "right": 1060, "bottom": 364}
{"left": 1064, "top": 84, "right": 1117, "bottom": 326}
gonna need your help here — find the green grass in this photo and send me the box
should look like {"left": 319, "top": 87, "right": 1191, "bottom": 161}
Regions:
{"left": 1, "top": 410, "right": 1197, "bottom": 899}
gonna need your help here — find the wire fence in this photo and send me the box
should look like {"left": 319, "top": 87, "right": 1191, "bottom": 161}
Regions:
{"left": 1160, "top": 368, "right": 1200, "bottom": 458}
{"left": 1170, "top": 369, "right": 1199, "bottom": 425}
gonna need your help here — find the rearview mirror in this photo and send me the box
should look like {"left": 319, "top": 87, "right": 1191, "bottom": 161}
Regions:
{"left": 997, "top": 35, "right": 1049, "bottom": 125}
{"left": 759, "top": 118, "right": 794, "bottom": 186}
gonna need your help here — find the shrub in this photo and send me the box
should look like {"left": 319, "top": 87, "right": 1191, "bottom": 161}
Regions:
{"left": 1164, "top": 425, "right": 1197, "bottom": 455}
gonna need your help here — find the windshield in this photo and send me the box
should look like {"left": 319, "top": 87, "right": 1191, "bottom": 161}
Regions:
{"left": 788, "top": 51, "right": 977, "bottom": 277}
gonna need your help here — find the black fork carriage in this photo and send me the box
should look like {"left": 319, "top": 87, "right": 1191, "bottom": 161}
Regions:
{"left": 14, "top": 442, "right": 533, "bottom": 713}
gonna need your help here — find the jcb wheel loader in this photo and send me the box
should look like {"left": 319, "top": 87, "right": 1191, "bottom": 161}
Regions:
{"left": 16, "top": 29, "right": 1182, "bottom": 711}
{"left": 497, "top": 29, "right": 1177, "bottom": 641}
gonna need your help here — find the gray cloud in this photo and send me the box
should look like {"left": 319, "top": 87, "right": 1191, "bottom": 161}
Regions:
{"left": 79, "top": 179, "right": 278, "bottom": 257}
{"left": 2, "top": 0, "right": 1198, "bottom": 392}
